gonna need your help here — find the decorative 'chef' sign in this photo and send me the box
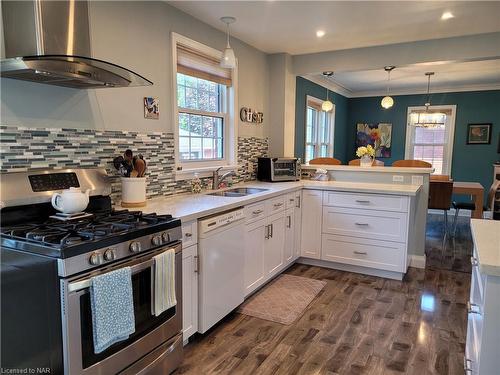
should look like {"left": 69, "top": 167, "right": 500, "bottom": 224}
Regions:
{"left": 240, "top": 107, "right": 263, "bottom": 124}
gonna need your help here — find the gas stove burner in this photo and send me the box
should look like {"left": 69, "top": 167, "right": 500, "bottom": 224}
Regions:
{"left": 1, "top": 209, "right": 177, "bottom": 252}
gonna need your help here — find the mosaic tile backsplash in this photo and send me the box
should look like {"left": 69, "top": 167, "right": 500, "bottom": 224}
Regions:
{"left": 0, "top": 126, "right": 268, "bottom": 201}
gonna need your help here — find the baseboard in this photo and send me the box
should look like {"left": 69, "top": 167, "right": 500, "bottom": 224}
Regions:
{"left": 409, "top": 255, "right": 426, "bottom": 269}
{"left": 297, "top": 257, "right": 404, "bottom": 280}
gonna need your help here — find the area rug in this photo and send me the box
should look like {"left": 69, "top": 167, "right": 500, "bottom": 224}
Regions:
{"left": 238, "top": 274, "right": 327, "bottom": 325}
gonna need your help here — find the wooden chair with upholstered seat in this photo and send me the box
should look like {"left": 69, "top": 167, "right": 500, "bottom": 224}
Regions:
{"left": 348, "top": 159, "right": 385, "bottom": 166}
{"left": 392, "top": 160, "right": 432, "bottom": 168}
{"left": 428, "top": 176, "right": 454, "bottom": 240}
{"left": 309, "top": 157, "right": 342, "bottom": 165}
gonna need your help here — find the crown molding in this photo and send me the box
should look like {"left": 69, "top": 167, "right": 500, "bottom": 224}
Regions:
{"left": 301, "top": 74, "right": 353, "bottom": 98}
{"left": 300, "top": 75, "right": 500, "bottom": 98}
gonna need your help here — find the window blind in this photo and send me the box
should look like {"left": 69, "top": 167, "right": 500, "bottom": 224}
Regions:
{"left": 177, "top": 44, "right": 232, "bottom": 86}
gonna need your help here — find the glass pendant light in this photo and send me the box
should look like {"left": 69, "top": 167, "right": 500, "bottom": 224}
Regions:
{"left": 381, "top": 66, "right": 395, "bottom": 109}
{"left": 220, "top": 16, "right": 237, "bottom": 69}
{"left": 321, "top": 71, "right": 334, "bottom": 112}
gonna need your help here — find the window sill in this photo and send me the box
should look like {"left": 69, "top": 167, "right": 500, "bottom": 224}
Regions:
{"left": 174, "top": 164, "right": 238, "bottom": 181}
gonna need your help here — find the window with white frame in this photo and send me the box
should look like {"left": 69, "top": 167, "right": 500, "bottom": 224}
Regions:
{"left": 304, "top": 96, "right": 335, "bottom": 164}
{"left": 405, "top": 105, "right": 456, "bottom": 175}
{"left": 173, "top": 34, "right": 236, "bottom": 173}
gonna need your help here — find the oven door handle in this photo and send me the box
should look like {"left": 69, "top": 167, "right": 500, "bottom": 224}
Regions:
{"left": 67, "top": 251, "right": 168, "bottom": 293}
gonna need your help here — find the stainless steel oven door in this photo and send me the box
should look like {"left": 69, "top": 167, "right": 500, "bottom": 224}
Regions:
{"left": 60, "top": 243, "right": 182, "bottom": 375}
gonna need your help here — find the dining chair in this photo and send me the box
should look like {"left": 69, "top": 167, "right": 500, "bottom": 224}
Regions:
{"left": 452, "top": 179, "right": 500, "bottom": 235}
{"left": 392, "top": 160, "right": 432, "bottom": 168}
{"left": 309, "top": 157, "right": 342, "bottom": 165}
{"left": 428, "top": 178, "right": 454, "bottom": 239}
{"left": 348, "top": 159, "right": 385, "bottom": 166}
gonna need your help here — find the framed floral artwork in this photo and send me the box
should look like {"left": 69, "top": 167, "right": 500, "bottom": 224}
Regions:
{"left": 467, "top": 123, "right": 491, "bottom": 144}
{"left": 356, "top": 123, "right": 392, "bottom": 158}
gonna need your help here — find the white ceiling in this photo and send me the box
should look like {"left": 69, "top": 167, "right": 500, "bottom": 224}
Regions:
{"left": 309, "top": 59, "right": 500, "bottom": 96}
{"left": 169, "top": 1, "right": 500, "bottom": 55}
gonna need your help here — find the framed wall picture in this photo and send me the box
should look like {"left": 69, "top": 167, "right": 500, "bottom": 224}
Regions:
{"left": 356, "top": 123, "right": 392, "bottom": 157}
{"left": 467, "top": 123, "right": 491, "bottom": 144}
{"left": 144, "top": 97, "right": 159, "bottom": 119}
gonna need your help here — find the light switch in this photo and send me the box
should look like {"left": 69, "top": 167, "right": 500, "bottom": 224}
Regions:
{"left": 392, "top": 175, "right": 404, "bottom": 183}
{"left": 412, "top": 175, "right": 424, "bottom": 185}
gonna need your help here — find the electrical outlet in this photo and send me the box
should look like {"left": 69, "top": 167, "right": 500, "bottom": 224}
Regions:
{"left": 392, "top": 175, "right": 404, "bottom": 183}
{"left": 412, "top": 175, "right": 424, "bottom": 185}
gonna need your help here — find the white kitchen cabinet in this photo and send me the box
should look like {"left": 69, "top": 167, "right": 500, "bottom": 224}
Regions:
{"left": 264, "top": 212, "right": 285, "bottom": 277}
{"left": 293, "top": 190, "right": 302, "bottom": 260}
{"left": 182, "top": 243, "right": 198, "bottom": 342}
{"left": 181, "top": 220, "right": 197, "bottom": 248}
{"left": 300, "top": 189, "right": 322, "bottom": 259}
{"left": 283, "top": 208, "right": 294, "bottom": 266}
{"left": 464, "top": 246, "right": 500, "bottom": 375}
{"left": 243, "top": 218, "right": 267, "bottom": 296}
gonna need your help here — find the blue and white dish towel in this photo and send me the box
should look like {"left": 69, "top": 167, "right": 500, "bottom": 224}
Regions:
{"left": 153, "top": 249, "right": 177, "bottom": 316}
{"left": 90, "top": 267, "right": 135, "bottom": 354}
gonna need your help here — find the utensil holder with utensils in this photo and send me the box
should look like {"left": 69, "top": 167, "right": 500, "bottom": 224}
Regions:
{"left": 121, "top": 177, "right": 147, "bottom": 207}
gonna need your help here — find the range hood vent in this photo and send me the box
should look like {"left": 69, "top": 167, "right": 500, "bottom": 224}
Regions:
{"left": 1, "top": 0, "right": 152, "bottom": 89}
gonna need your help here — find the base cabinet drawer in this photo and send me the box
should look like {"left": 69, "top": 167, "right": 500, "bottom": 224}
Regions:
{"left": 322, "top": 207, "right": 408, "bottom": 242}
{"left": 323, "top": 191, "right": 408, "bottom": 212}
{"left": 321, "top": 234, "right": 406, "bottom": 272}
{"left": 181, "top": 220, "right": 197, "bottom": 247}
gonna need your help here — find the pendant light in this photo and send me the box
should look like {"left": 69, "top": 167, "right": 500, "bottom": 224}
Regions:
{"left": 381, "top": 66, "right": 395, "bottom": 109}
{"left": 411, "top": 71, "right": 445, "bottom": 128}
{"left": 424, "top": 71, "right": 435, "bottom": 111}
{"left": 321, "top": 71, "right": 334, "bottom": 112}
{"left": 220, "top": 16, "right": 237, "bottom": 69}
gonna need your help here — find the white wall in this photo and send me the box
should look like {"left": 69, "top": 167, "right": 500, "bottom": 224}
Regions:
{"left": 0, "top": 1, "right": 269, "bottom": 138}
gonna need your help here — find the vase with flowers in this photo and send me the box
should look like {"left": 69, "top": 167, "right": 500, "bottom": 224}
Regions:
{"left": 356, "top": 144, "right": 376, "bottom": 167}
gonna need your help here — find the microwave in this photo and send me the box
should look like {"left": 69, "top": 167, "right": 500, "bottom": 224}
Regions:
{"left": 257, "top": 157, "right": 300, "bottom": 182}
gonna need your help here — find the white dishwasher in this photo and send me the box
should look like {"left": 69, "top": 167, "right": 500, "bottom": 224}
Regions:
{"left": 198, "top": 208, "right": 245, "bottom": 333}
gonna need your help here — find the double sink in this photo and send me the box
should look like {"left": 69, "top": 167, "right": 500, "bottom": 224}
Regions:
{"left": 207, "top": 187, "right": 268, "bottom": 197}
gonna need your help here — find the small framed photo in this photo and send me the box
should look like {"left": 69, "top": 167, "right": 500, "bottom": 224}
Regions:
{"left": 467, "top": 123, "right": 492, "bottom": 144}
{"left": 144, "top": 97, "right": 159, "bottom": 119}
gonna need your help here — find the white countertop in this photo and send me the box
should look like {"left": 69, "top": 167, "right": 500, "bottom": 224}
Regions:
{"left": 136, "top": 180, "right": 421, "bottom": 222}
{"left": 301, "top": 164, "right": 434, "bottom": 174}
{"left": 470, "top": 219, "right": 500, "bottom": 276}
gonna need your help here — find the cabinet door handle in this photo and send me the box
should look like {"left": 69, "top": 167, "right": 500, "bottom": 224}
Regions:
{"left": 185, "top": 232, "right": 192, "bottom": 238}
{"left": 464, "top": 357, "right": 473, "bottom": 373}
{"left": 265, "top": 225, "right": 270, "bottom": 239}
{"left": 355, "top": 222, "right": 369, "bottom": 226}
{"left": 270, "top": 223, "right": 273, "bottom": 238}
{"left": 287, "top": 215, "right": 292, "bottom": 228}
{"left": 194, "top": 255, "right": 199, "bottom": 273}
{"left": 353, "top": 251, "right": 367, "bottom": 255}
{"left": 470, "top": 256, "right": 478, "bottom": 266}
{"left": 273, "top": 202, "right": 283, "bottom": 208}
{"left": 296, "top": 196, "right": 301, "bottom": 208}
{"left": 355, "top": 200, "right": 370, "bottom": 204}
{"left": 252, "top": 209, "right": 263, "bottom": 215}
{"left": 467, "top": 301, "right": 481, "bottom": 315}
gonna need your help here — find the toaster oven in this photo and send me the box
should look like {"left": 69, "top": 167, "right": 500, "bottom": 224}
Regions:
{"left": 257, "top": 157, "right": 300, "bottom": 182}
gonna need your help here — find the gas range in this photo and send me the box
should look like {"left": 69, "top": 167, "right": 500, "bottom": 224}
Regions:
{"left": 1, "top": 168, "right": 184, "bottom": 374}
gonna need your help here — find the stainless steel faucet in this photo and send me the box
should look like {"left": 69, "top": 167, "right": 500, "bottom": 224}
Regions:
{"left": 212, "top": 167, "right": 236, "bottom": 189}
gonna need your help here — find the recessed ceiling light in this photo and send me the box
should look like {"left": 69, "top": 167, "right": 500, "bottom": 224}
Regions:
{"left": 441, "top": 12, "right": 454, "bottom": 20}
{"left": 316, "top": 30, "right": 325, "bottom": 38}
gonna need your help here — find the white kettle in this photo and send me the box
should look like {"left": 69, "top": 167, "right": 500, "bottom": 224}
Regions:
{"left": 51, "top": 187, "right": 91, "bottom": 214}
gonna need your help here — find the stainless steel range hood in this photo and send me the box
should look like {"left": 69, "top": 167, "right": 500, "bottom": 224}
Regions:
{"left": 1, "top": 0, "right": 152, "bottom": 89}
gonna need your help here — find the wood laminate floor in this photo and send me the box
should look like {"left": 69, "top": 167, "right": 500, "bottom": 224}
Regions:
{"left": 176, "top": 215, "right": 473, "bottom": 375}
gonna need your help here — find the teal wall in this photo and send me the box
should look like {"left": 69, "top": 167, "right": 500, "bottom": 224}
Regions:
{"left": 295, "top": 77, "right": 500, "bottom": 199}
{"left": 295, "top": 76, "right": 349, "bottom": 162}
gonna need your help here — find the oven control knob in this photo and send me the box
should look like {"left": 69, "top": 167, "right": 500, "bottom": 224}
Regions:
{"left": 103, "top": 249, "right": 116, "bottom": 261}
{"left": 151, "top": 235, "right": 162, "bottom": 246}
{"left": 129, "top": 241, "right": 142, "bottom": 253}
{"left": 89, "top": 252, "right": 101, "bottom": 265}
{"left": 161, "top": 232, "right": 170, "bottom": 243}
